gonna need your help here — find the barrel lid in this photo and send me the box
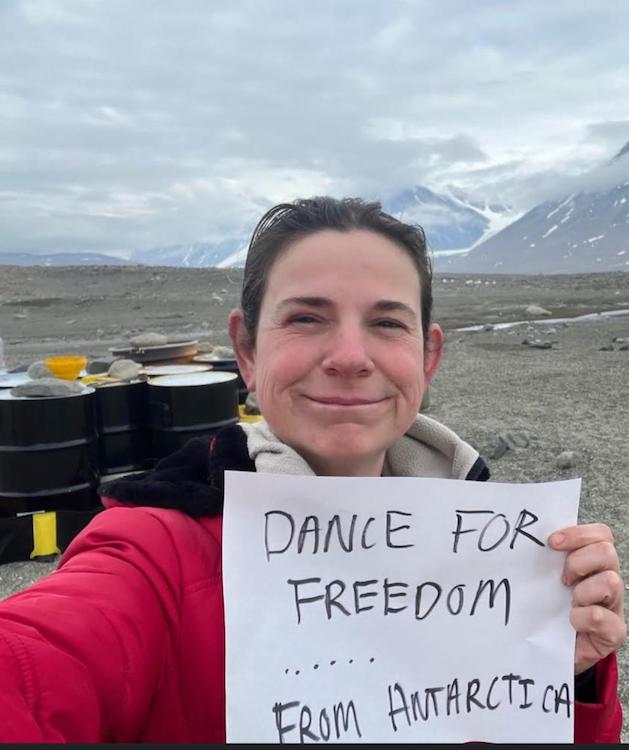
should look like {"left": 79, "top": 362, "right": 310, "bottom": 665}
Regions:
{"left": 0, "top": 386, "right": 96, "bottom": 401}
{"left": 193, "top": 354, "right": 237, "bottom": 365}
{"left": 143, "top": 364, "right": 212, "bottom": 376}
{"left": 149, "top": 372, "right": 238, "bottom": 387}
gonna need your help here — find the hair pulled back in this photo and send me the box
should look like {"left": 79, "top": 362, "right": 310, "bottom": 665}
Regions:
{"left": 241, "top": 196, "right": 433, "bottom": 341}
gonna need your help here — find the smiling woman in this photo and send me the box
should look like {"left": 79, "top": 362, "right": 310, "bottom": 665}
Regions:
{"left": 0, "top": 197, "right": 624, "bottom": 743}
{"left": 229, "top": 225, "right": 443, "bottom": 476}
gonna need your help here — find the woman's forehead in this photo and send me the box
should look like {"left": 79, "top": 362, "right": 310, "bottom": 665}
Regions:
{"left": 270, "top": 228, "right": 420, "bottom": 279}
{"left": 262, "top": 230, "right": 423, "bottom": 314}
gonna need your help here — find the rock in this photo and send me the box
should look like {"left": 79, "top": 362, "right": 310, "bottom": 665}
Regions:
{"left": 522, "top": 337, "right": 553, "bottom": 349}
{"left": 211, "top": 293, "right": 224, "bottom": 304}
{"left": 11, "top": 378, "right": 87, "bottom": 397}
{"left": 13, "top": 313, "right": 28, "bottom": 319}
{"left": 65, "top": 319, "right": 76, "bottom": 325}
{"left": 612, "top": 337, "right": 626, "bottom": 343}
{"left": 525, "top": 304, "right": 552, "bottom": 317}
{"left": 599, "top": 345, "right": 614, "bottom": 351}
{"left": 129, "top": 332, "right": 168, "bottom": 347}
{"left": 482, "top": 323, "right": 494, "bottom": 332}
{"left": 556, "top": 451, "right": 576, "bottom": 470}
{"left": 87, "top": 357, "right": 116, "bottom": 375}
{"left": 244, "top": 391, "right": 261, "bottom": 415}
{"left": 500, "top": 431, "right": 530, "bottom": 450}
{"left": 490, "top": 436, "right": 510, "bottom": 460}
{"left": 108, "top": 359, "right": 142, "bottom": 381}
{"left": 211, "top": 345, "right": 235, "bottom": 359}
{"left": 27, "top": 361, "right": 53, "bottom": 379}
{"left": 167, "top": 333, "right": 197, "bottom": 343}
{"left": 619, "top": 344, "right": 629, "bottom": 351}
{"left": 529, "top": 341, "right": 553, "bottom": 350}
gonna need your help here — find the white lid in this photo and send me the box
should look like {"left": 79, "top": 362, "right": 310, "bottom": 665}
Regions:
{"left": 148, "top": 371, "right": 238, "bottom": 387}
{"left": 143, "top": 364, "right": 211, "bottom": 376}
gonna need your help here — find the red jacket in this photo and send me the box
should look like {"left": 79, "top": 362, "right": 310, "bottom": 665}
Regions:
{"left": 0, "top": 428, "right": 623, "bottom": 742}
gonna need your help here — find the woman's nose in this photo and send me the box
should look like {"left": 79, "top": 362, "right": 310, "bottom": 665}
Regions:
{"left": 321, "top": 324, "right": 375, "bottom": 376}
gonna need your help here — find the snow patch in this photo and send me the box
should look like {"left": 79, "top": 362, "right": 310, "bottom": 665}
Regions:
{"left": 559, "top": 206, "right": 574, "bottom": 224}
{"left": 542, "top": 224, "right": 558, "bottom": 239}
{"left": 546, "top": 194, "right": 575, "bottom": 219}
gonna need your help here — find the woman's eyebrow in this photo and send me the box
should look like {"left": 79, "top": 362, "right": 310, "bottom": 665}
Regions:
{"left": 275, "top": 296, "right": 331, "bottom": 311}
{"left": 372, "top": 300, "right": 417, "bottom": 318}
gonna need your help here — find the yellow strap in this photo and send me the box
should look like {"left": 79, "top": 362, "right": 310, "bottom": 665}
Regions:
{"left": 30, "top": 512, "right": 61, "bottom": 559}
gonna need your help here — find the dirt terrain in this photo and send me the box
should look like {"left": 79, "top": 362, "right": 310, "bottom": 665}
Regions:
{"left": 0, "top": 265, "right": 628, "bottom": 736}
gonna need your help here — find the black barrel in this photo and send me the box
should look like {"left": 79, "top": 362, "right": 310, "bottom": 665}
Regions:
{"left": 0, "top": 389, "right": 100, "bottom": 516}
{"left": 148, "top": 371, "right": 239, "bottom": 459}
{"left": 94, "top": 380, "right": 153, "bottom": 475}
{"left": 207, "top": 358, "right": 248, "bottom": 404}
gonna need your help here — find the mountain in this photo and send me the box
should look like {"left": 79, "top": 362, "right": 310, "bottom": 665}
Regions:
{"left": 129, "top": 237, "right": 249, "bottom": 268}
{"left": 0, "top": 252, "right": 135, "bottom": 267}
{"left": 123, "top": 187, "right": 515, "bottom": 270}
{"left": 447, "top": 142, "right": 629, "bottom": 273}
{"left": 382, "top": 186, "right": 517, "bottom": 253}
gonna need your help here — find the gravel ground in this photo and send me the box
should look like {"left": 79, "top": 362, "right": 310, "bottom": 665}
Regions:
{"left": 0, "top": 266, "right": 628, "bottom": 738}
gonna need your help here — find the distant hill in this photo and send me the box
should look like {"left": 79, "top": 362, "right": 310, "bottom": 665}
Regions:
{"left": 446, "top": 142, "right": 629, "bottom": 273}
{"left": 0, "top": 252, "right": 136, "bottom": 267}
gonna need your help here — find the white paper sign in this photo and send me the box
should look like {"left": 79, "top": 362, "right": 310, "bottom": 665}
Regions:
{"left": 223, "top": 473, "right": 580, "bottom": 743}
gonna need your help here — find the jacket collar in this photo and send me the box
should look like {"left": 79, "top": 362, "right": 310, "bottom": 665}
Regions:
{"left": 99, "top": 420, "right": 489, "bottom": 517}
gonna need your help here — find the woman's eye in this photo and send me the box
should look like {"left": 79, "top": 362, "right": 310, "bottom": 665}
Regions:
{"left": 374, "top": 319, "right": 406, "bottom": 330}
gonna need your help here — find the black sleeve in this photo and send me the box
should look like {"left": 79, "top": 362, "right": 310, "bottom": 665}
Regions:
{"left": 574, "top": 666, "right": 597, "bottom": 703}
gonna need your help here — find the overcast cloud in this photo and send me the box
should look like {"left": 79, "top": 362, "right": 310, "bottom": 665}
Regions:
{"left": 1, "top": 0, "right": 629, "bottom": 254}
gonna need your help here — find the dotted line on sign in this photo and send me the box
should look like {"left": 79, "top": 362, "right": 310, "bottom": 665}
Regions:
{"left": 284, "top": 657, "right": 375, "bottom": 676}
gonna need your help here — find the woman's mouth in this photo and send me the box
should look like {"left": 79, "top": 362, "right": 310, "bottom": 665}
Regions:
{"left": 305, "top": 395, "right": 386, "bottom": 407}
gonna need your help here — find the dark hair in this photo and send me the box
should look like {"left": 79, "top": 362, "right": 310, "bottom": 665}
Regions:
{"left": 241, "top": 196, "right": 433, "bottom": 341}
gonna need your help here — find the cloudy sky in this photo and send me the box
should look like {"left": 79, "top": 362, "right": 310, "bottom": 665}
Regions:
{"left": 2, "top": 0, "right": 629, "bottom": 255}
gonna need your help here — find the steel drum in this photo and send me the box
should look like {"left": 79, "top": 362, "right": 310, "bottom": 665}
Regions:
{"left": 94, "top": 380, "right": 153, "bottom": 475}
{"left": 201, "top": 358, "right": 248, "bottom": 405}
{"left": 0, "top": 388, "right": 100, "bottom": 516}
{"left": 148, "top": 371, "right": 239, "bottom": 459}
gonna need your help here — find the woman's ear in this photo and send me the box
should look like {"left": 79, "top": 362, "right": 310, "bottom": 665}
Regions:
{"left": 228, "top": 308, "right": 256, "bottom": 391}
{"left": 423, "top": 323, "right": 444, "bottom": 384}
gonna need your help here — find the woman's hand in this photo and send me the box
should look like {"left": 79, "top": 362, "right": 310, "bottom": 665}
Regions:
{"left": 549, "top": 524, "right": 626, "bottom": 675}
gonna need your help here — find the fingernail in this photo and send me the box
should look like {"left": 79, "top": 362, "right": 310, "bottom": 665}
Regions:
{"left": 550, "top": 533, "right": 565, "bottom": 547}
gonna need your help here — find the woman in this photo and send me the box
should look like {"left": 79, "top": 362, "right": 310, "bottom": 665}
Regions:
{"left": 0, "top": 197, "right": 624, "bottom": 742}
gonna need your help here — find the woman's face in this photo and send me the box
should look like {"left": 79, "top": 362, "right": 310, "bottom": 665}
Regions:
{"left": 230, "top": 229, "right": 443, "bottom": 476}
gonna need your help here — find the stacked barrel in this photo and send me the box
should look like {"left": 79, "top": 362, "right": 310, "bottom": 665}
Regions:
{"left": 0, "top": 370, "right": 241, "bottom": 520}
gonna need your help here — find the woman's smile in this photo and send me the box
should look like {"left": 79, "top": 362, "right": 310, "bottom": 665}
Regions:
{"left": 303, "top": 395, "right": 389, "bottom": 407}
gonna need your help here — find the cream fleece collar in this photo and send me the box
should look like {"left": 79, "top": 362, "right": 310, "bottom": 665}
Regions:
{"left": 240, "top": 414, "right": 480, "bottom": 480}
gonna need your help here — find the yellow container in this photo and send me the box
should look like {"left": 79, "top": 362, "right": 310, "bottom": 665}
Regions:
{"left": 45, "top": 355, "right": 87, "bottom": 380}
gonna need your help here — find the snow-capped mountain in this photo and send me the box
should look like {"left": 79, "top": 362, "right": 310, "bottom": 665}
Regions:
{"left": 383, "top": 186, "right": 517, "bottom": 254}
{"left": 118, "top": 186, "right": 516, "bottom": 270}
{"left": 130, "top": 236, "right": 250, "bottom": 268}
{"left": 448, "top": 142, "right": 629, "bottom": 273}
